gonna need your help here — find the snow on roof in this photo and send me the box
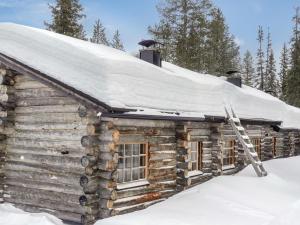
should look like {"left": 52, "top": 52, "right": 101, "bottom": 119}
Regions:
{"left": 0, "top": 23, "right": 299, "bottom": 128}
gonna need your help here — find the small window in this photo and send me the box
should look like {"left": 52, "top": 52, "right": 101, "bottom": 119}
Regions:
{"left": 117, "top": 143, "right": 148, "bottom": 183}
{"left": 222, "top": 140, "right": 235, "bottom": 166}
{"left": 188, "top": 141, "right": 203, "bottom": 171}
{"left": 272, "top": 137, "right": 277, "bottom": 157}
{"left": 252, "top": 139, "right": 262, "bottom": 159}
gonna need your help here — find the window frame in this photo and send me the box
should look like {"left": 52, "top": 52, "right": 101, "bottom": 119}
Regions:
{"left": 222, "top": 140, "right": 236, "bottom": 168}
{"left": 117, "top": 143, "right": 149, "bottom": 184}
{"left": 188, "top": 141, "right": 204, "bottom": 172}
{"left": 272, "top": 137, "right": 277, "bottom": 157}
{"left": 252, "top": 138, "right": 262, "bottom": 160}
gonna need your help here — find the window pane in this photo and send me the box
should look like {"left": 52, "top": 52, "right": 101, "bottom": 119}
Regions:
{"left": 192, "top": 162, "right": 197, "bottom": 171}
{"left": 133, "top": 144, "right": 139, "bottom": 155}
{"left": 117, "top": 169, "right": 123, "bottom": 183}
{"left": 132, "top": 169, "right": 139, "bottom": 180}
{"left": 139, "top": 168, "right": 145, "bottom": 179}
{"left": 118, "top": 158, "right": 124, "bottom": 169}
{"left": 140, "top": 156, "right": 145, "bottom": 166}
{"left": 133, "top": 156, "right": 139, "bottom": 167}
{"left": 125, "top": 157, "right": 132, "bottom": 168}
{"left": 118, "top": 144, "right": 124, "bottom": 156}
{"left": 125, "top": 144, "right": 132, "bottom": 156}
{"left": 140, "top": 144, "right": 145, "bottom": 154}
{"left": 124, "top": 169, "right": 131, "bottom": 182}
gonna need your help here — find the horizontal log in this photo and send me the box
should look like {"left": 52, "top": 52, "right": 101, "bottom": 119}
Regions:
{"left": 14, "top": 122, "right": 87, "bottom": 131}
{"left": 15, "top": 87, "right": 67, "bottom": 98}
{"left": 101, "top": 117, "right": 175, "bottom": 128}
{"left": 11, "top": 129, "right": 85, "bottom": 141}
{"left": 16, "top": 97, "right": 79, "bottom": 107}
{"left": 14, "top": 112, "right": 88, "bottom": 123}
{"left": 81, "top": 155, "right": 97, "bottom": 167}
{"left": 97, "top": 188, "right": 117, "bottom": 201}
{"left": 97, "top": 159, "right": 117, "bottom": 171}
{"left": 14, "top": 80, "right": 49, "bottom": 89}
{"left": 14, "top": 104, "right": 81, "bottom": 114}
{"left": 79, "top": 194, "right": 99, "bottom": 206}
{"left": 4, "top": 179, "right": 82, "bottom": 199}
{"left": 98, "top": 208, "right": 116, "bottom": 219}
{"left": 99, "top": 198, "right": 114, "bottom": 208}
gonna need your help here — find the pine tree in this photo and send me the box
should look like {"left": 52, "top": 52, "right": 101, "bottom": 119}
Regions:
{"left": 254, "top": 26, "right": 265, "bottom": 90}
{"left": 90, "top": 19, "right": 109, "bottom": 45}
{"left": 265, "top": 50, "right": 278, "bottom": 96}
{"left": 44, "top": 0, "right": 86, "bottom": 40}
{"left": 242, "top": 50, "right": 254, "bottom": 87}
{"left": 111, "top": 30, "right": 125, "bottom": 51}
{"left": 286, "top": 7, "right": 300, "bottom": 107}
{"left": 278, "top": 43, "right": 289, "bottom": 100}
{"left": 264, "top": 29, "right": 278, "bottom": 96}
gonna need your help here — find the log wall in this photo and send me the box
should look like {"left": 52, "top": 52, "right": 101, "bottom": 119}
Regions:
{"left": 2, "top": 73, "right": 99, "bottom": 223}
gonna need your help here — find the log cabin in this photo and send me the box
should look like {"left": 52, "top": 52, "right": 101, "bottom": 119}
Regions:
{"left": 0, "top": 23, "right": 299, "bottom": 224}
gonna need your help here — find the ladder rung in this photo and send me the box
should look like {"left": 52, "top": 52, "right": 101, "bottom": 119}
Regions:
{"left": 236, "top": 126, "right": 245, "bottom": 131}
{"left": 245, "top": 143, "right": 253, "bottom": 148}
{"left": 255, "top": 161, "right": 262, "bottom": 166}
{"left": 249, "top": 151, "right": 257, "bottom": 157}
{"left": 232, "top": 118, "right": 240, "bottom": 123}
{"left": 241, "top": 135, "right": 249, "bottom": 140}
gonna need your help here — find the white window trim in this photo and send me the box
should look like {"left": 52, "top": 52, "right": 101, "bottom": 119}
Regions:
{"left": 117, "top": 180, "right": 149, "bottom": 190}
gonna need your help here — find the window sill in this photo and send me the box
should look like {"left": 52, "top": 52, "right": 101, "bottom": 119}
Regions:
{"left": 117, "top": 180, "right": 149, "bottom": 190}
{"left": 222, "top": 165, "right": 235, "bottom": 171}
{"left": 187, "top": 170, "right": 204, "bottom": 178}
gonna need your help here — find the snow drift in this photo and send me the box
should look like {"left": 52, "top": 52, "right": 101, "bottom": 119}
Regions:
{"left": 96, "top": 156, "right": 300, "bottom": 225}
{"left": 0, "top": 157, "right": 300, "bottom": 225}
{"left": 0, "top": 23, "right": 299, "bottom": 128}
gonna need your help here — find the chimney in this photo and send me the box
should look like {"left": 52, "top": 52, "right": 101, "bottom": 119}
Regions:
{"left": 138, "top": 40, "right": 162, "bottom": 67}
{"left": 226, "top": 70, "right": 242, "bottom": 87}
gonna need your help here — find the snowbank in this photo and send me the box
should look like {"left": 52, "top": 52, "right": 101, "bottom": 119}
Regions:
{"left": 0, "top": 23, "right": 300, "bottom": 128}
{"left": 0, "top": 203, "right": 64, "bottom": 225}
{"left": 95, "top": 156, "right": 300, "bottom": 225}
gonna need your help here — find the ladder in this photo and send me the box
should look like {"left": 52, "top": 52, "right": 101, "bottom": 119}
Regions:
{"left": 225, "top": 107, "right": 267, "bottom": 177}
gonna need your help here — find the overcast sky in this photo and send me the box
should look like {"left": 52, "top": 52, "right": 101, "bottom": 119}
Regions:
{"left": 0, "top": 0, "right": 299, "bottom": 65}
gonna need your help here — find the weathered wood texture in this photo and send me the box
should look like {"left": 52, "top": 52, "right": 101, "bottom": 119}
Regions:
{"left": 99, "top": 117, "right": 177, "bottom": 219}
{"left": 176, "top": 122, "right": 213, "bottom": 190}
{"left": 2, "top": 73, "right": 97, "bottom": 223}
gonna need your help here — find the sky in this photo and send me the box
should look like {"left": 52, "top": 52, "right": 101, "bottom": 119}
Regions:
{"left": 0, "top": 0, "right": 299, "bottom": 65}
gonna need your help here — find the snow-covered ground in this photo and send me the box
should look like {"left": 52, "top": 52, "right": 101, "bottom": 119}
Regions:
{"left": 0, "top": 203, "right": 64, "bottom": 225}
{"left": 1, "top": 157, "right": 300, "bottom": 225}
{"left": 96, "top": 156, "right": 300, "bottom": 225}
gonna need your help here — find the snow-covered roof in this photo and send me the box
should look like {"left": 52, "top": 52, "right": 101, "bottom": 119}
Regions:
{"left": 0, "top": 23, "right": 299, "bottom": 128}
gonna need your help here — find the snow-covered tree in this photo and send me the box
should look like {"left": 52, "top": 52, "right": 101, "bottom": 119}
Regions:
{"left": 254, "top": 25, "right": 265, "bottom": 90}
{"left": 90, "top": 19, "right": 109, "bottom": 46}
{"left": 45, "top": 0, "right": 86, "bottom": 40}
{"left": 286, "top": 7, "right": 300, "bottom": 107}
{"left": 278, "top": 43, "right": 289, "bottom": 100}
{"left": 111, "top": 30, "right": 125, "bottom": 51}
{"left": 242, "top": 50, "right": 254, "bottom": 87}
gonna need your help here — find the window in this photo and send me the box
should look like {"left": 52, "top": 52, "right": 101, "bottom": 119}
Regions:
{"left": 272, "top": 137, "right": 277, "bottom": 157}
{"left": 117, "top": 143, "right": 148, "bottom": 183}
{"left": 222, "top": 140, "right": 235, "bottom": 166}
{"left": 188, "top": 141, "right": 203, "bottom": 171}
{"left": 252, "top": 139, "right": 262, "bottom": 159}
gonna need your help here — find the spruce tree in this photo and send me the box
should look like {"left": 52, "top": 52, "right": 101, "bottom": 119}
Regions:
{"left": 265, "top": 50, "right": 278, "bottom": 96}
{"left": 242, "top": 50, "right": 254, "bottom": 87}
{"left": 111, "top": 30, "right": 125, "bottom": 51}
{"left": 45, "top": 0, "right": 86, "bottom": 40}
{"left": 90, "top": 19, "right": 109, "bottom": 46}
{"left": 286, "top": 7, "right": 300, "bottom": 107}
{"left": 278, "top": 43, "right": 289, "bottom": 101}
{"left": 264, "top": 30, "right": 278, "bottom": 96}
{"left": 254, "top": 26, "right": 265, "bottom": 90}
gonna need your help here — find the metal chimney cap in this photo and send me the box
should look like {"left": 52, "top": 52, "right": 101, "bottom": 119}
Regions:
{"left": 138, "top": 40, "right": 163, "bottom": 48}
